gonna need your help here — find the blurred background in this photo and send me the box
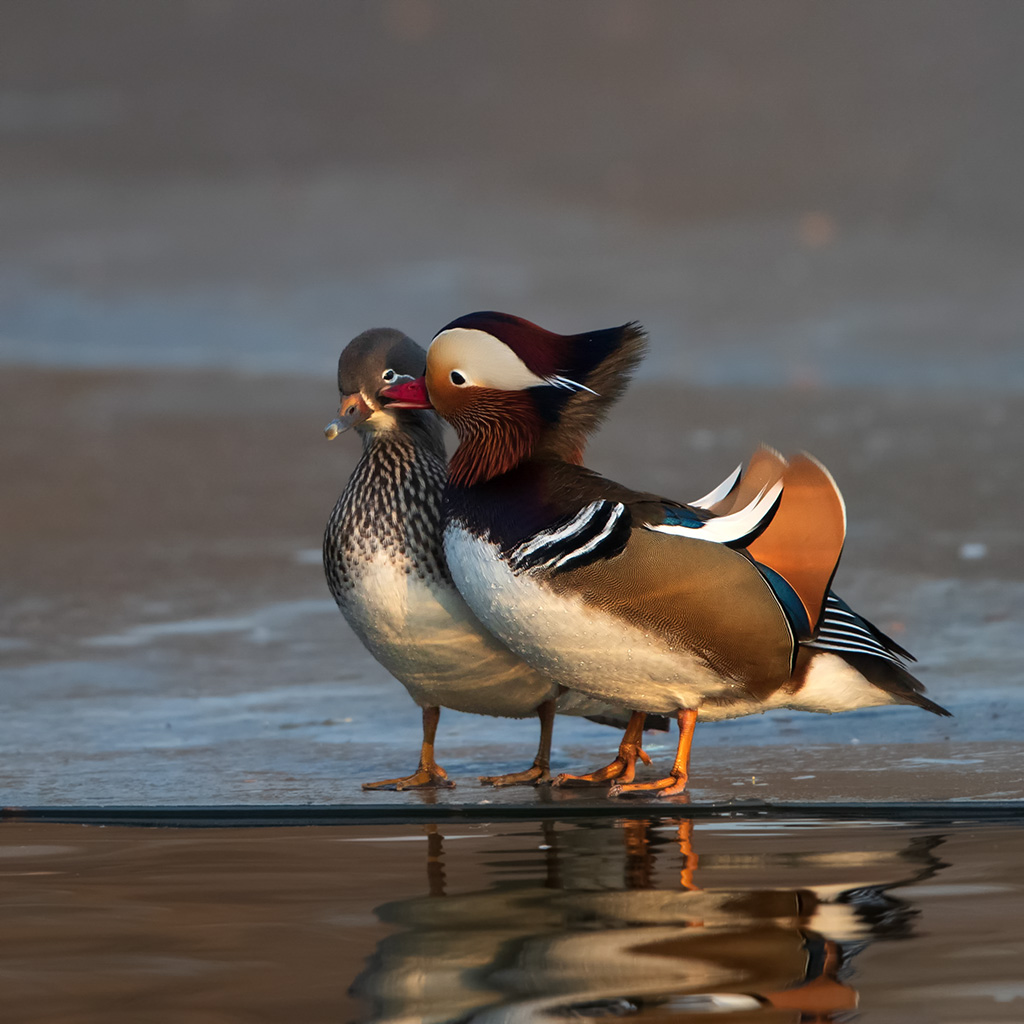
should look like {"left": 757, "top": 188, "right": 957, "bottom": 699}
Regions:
{"left": 5, "top": 0, "right": 1024, "bottom": 381}
{"left": 1, "top": 1, "right": 1022, "bottom": 804}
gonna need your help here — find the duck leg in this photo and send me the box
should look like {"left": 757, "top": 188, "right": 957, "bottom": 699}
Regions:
{"left": 479, "top": 698, "right": 555, "bottom": 786}
{"left": 362, "top": 705, "right": 455, "bottom": 790}
{"left": 610, "top": 708, "right": 697, "bottom": 797}
{"left": 552, "top": 711, "right": 651, "bottom": 786}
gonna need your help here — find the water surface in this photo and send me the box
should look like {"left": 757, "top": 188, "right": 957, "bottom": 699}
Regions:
{"left": 2, "top": 816, "right": 1022, "bottom": 1023}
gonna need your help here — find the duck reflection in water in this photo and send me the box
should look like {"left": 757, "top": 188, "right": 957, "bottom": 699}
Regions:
{"left": 351, "top": 818, "right": 946, "bottom": 1023}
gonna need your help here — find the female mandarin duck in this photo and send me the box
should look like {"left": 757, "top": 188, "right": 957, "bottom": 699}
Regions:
{"left": 382, "top": 312, "right": 950, "bottom": 797}
{"left": 323, "top": 328, "right": 640, "bottom": 790}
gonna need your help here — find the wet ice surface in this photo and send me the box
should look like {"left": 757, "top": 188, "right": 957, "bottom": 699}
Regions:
{"left": 1, "top": 368, "right": 1022, "bottom": 807}
{"left": 3, "top": 817, "right": 1024, "bottom": 1023}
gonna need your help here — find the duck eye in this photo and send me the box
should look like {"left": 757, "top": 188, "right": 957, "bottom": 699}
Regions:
{"left": 450, "top": 370, "right": 467, "bottom": 386}
{"left": 381, "top": 368, "right": 396, "bottom": 383}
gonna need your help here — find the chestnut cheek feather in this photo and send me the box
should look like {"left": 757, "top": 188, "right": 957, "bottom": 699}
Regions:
{"left": 446, "top": 389, "right": 544, "bottom": 487}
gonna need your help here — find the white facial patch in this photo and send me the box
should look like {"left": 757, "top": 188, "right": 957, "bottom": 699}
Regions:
{"left": 429, "top": 328, "right": 548, "bottom": 391}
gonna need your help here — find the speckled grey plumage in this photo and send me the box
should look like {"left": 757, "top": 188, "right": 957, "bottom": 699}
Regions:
{"left": 324, "top": 413, "right": 449, "bottom": 604}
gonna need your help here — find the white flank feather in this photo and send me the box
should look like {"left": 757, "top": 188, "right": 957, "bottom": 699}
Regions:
{"left": 546, "top": 503, "right": 626, "bottom": 570}
{"left": 511, "top": 501, "right": 607, "bottom": 560}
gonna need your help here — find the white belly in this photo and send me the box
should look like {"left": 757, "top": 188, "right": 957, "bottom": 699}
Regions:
{"left": 444, "top": 527, "right": 750, "bottom": 716}
{"left": 339, "top": 551, "right": 559, "bottom": 717}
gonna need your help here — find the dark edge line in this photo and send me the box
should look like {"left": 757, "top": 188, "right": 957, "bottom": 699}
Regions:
{"left": 3, "top": 802, "right": 1023, "bottom": 829}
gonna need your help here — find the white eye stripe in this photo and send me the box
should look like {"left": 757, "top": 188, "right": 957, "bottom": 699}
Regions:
{"left": 429, "top": 329, "right": 548, "bottom": 391}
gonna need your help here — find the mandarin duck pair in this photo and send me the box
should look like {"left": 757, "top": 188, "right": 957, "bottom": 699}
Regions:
{"left": 325, "top": 316, "right": 948, "bottom": 796}
{"left": 323, "top": 328, "right": 641, "bottom": 791}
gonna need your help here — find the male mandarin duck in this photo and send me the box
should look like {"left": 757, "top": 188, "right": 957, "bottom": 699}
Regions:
{"left": 323, "top": 327, "right": 643, "bottom": 790}
{"left": 382, "top": 312, "right": 950, "bottom": 797}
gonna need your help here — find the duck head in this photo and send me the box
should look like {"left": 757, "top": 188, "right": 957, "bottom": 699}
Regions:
{"left": 383, "top": 312, "right": 647, "bottom": 486}
{"left": 325, "top": 328, "right": 434, "bottom": 439}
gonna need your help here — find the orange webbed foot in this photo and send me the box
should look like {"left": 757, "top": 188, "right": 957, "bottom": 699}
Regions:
{"left": 479, "top": 763, "right": 551, "bottom": 787}
{"left": 552, "top": 743, "right": 652, "bottom": 788}
{"left": 609, "top": 709, "right": 698, "bottom": 799}
{"left": 609, "top": 771, "right": 689, "bottom": 798}
{"left": 362, "top": 764, "right": 454, "bottom": 791}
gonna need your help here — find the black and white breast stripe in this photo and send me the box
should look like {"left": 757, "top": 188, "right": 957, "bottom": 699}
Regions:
{"left": 508, "top": 500, "right": 630, "bottom": 575}
{"left": 806, "top": 594, "right": 913, "bottom": 666}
